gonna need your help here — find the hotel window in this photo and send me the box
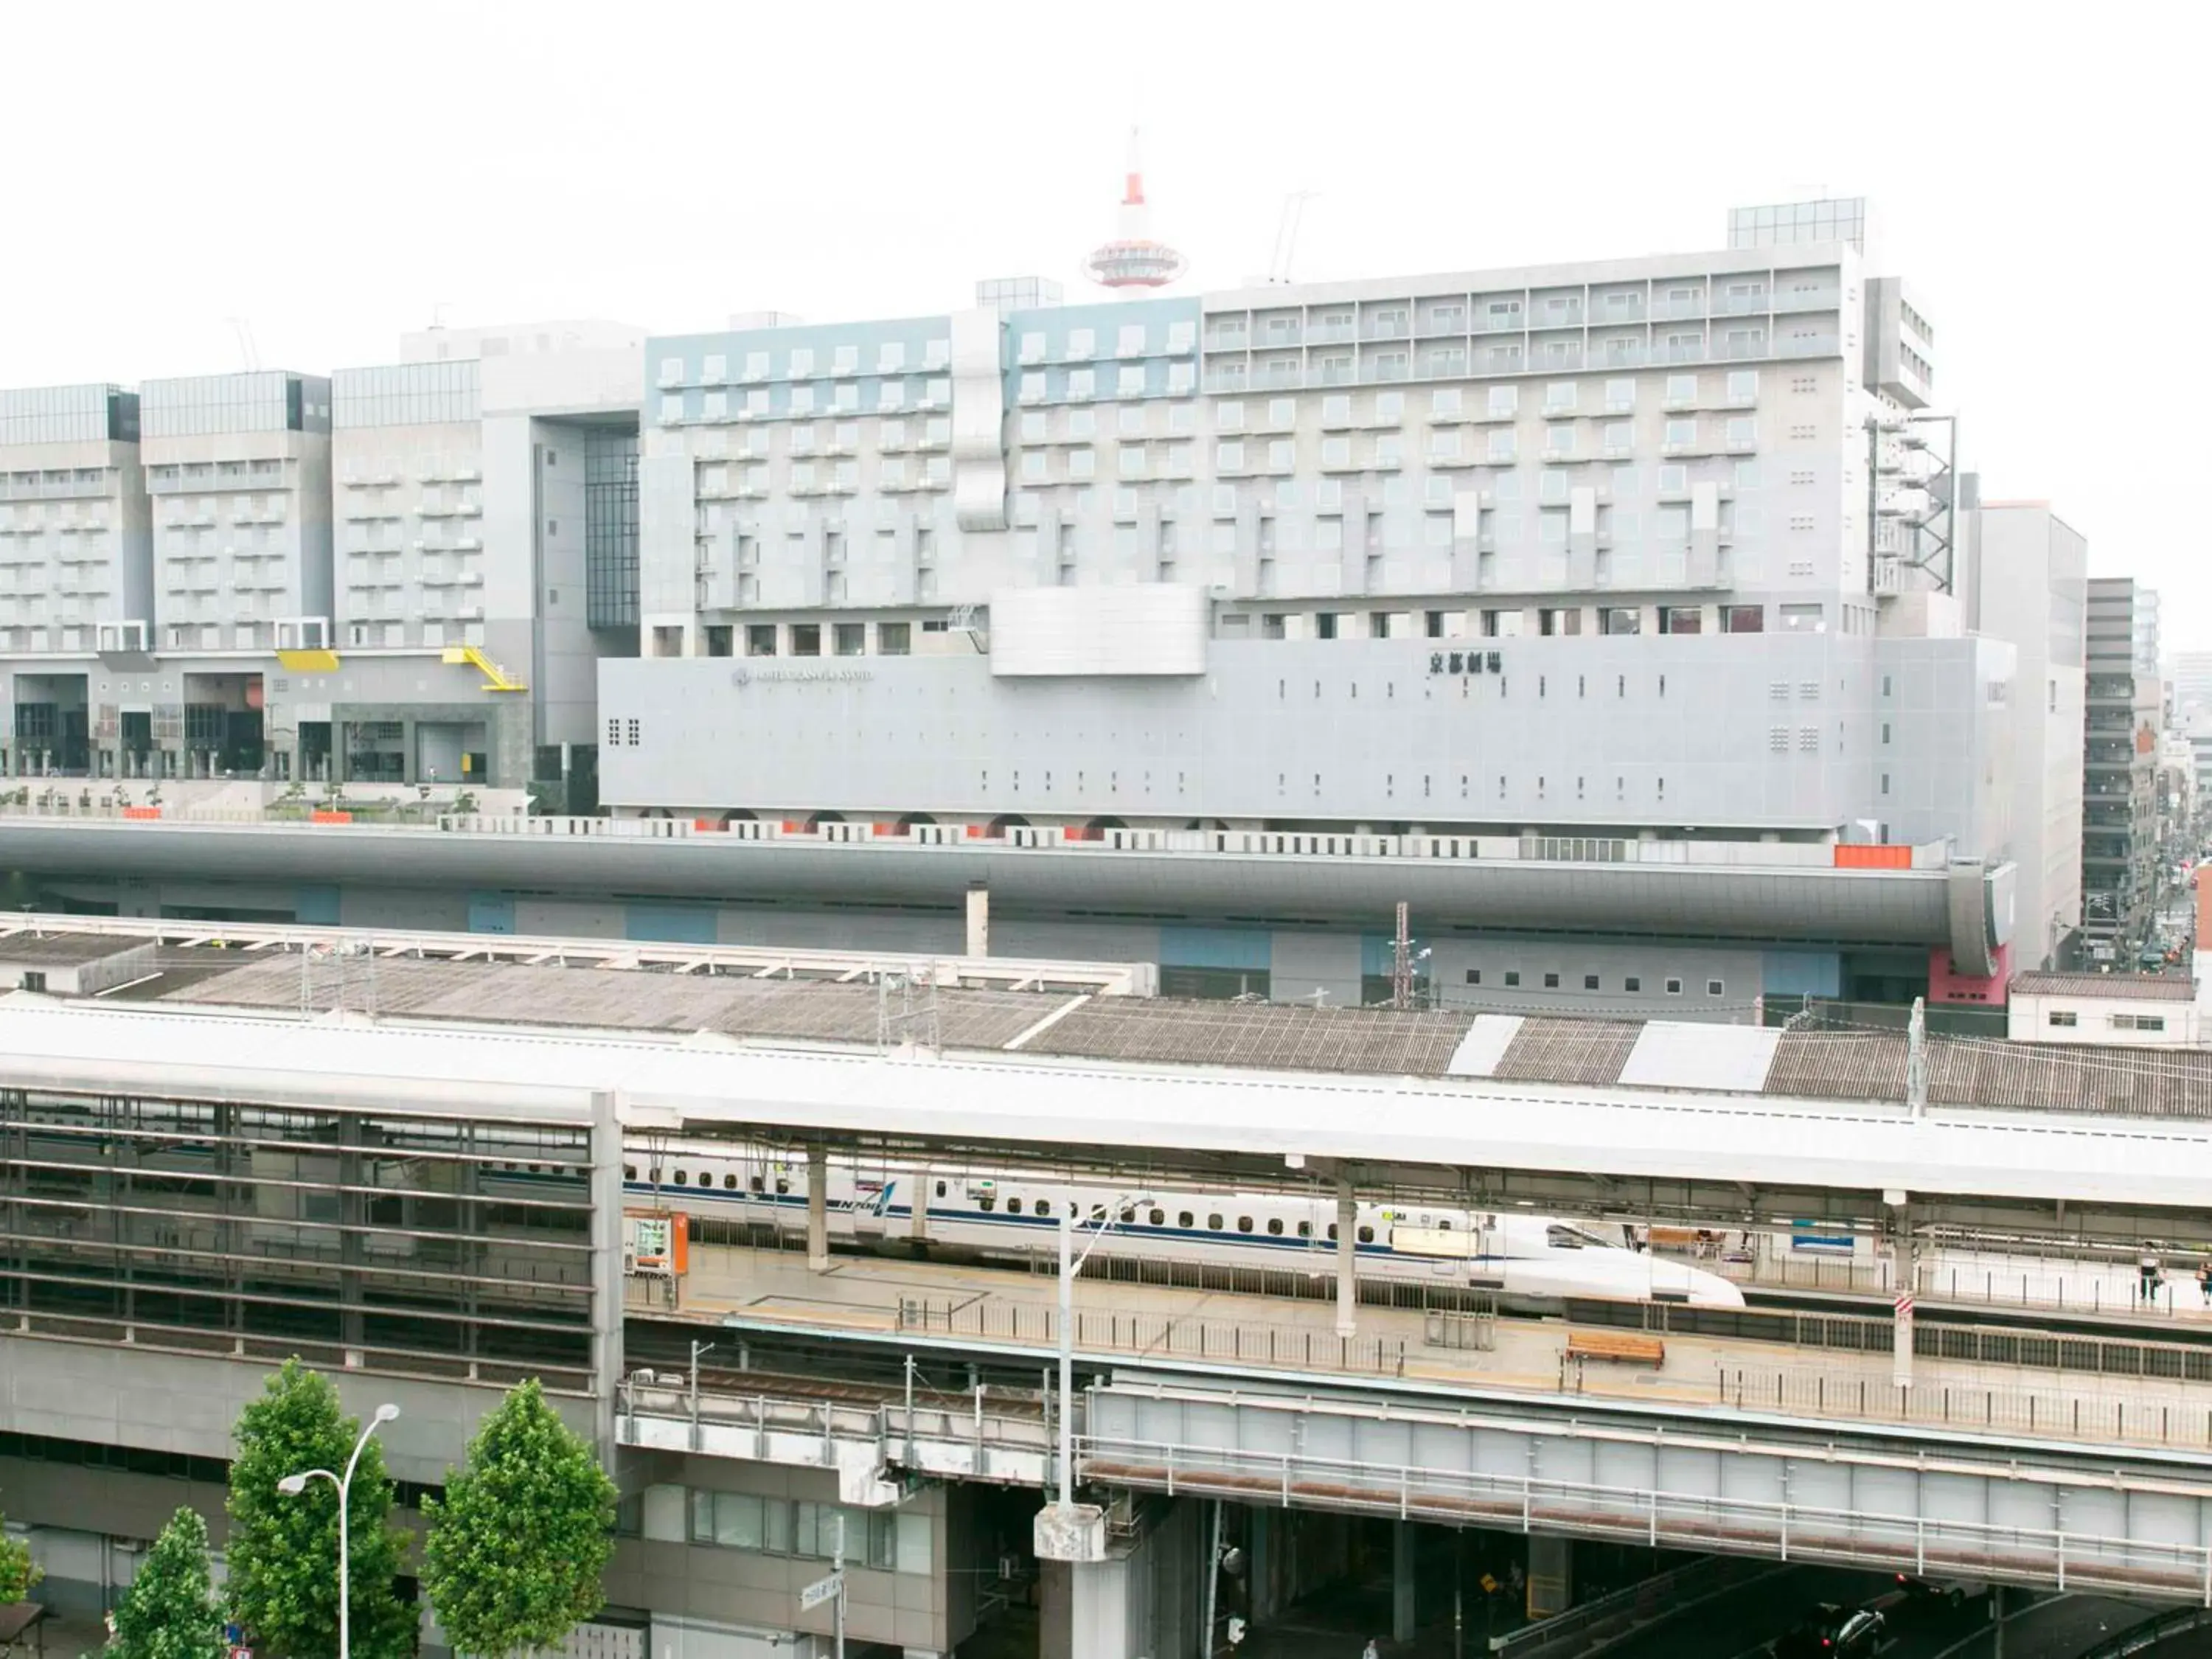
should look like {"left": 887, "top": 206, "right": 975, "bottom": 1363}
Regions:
{"left": 2048, "top": 1010, "right": 2078, "bottom": 1028}
{"left": 1486, "top": 430, "right": 1517, "bottom": 463}
{"left": 1604, "top": 379, "right": 1635, "bottom": 414}
{"left": 1066, "top": 328, "right": 1096, "bottom": 359}
{"left": 1545, "top": 382, "right": 1576, "bottom": 414}
{"left": 832, "top": 345, "right": 858, "bottom": 375}
{"left": 1068, "top": 369, "right": 1095, "bottom": 399}
{"left": 1431, "top": 388, "right": 1463, "bottom": 419}
{"left": 1374, "top": 391, "right": 1404, "bottom": 424}
{"left": 1602, "top": 422, "right": 1632, "bottom": 456}
{"left": 788, "top": 348, "right": 814, "bottom": 378}
{"left": 1019, "top": 333, "right": 1046, "bottom": 364}
{"left": 1217, "top": 401, "right": 1245, "bottom": 432}
{"left": 877, "top": 342, "right": 907, "bottom": 372}
{"left": 1486, "top": 385, "right": 1518, "bottom": 418}
{"left": 1118, "top": 366, "right": 1146, "bottom": 397}
{"left": 1663, "top": 419, "right": 1696, "bottom": 448}
{"left": 1118, "top": 323, "right": 1147, "bottom": 355}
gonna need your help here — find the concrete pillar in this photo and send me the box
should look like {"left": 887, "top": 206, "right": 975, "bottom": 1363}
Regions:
{"left": 1893, "top": 1233, "right": 1918, "bottom": 1388}
{"left": 588, "top": 1090, "right": 627, "bottom": 1464}
{"left": 1248, "top": 1507, "right": 1276, "bottom": 1624}
{"left": 909, "top": 1161, "right": 929, "bottom": 1242}
{"left": 806, "top": 1142, "right": 829, "bottom": 1272}
{"left": 965, "top": 881, "right": 990, "bottom": 959}
{"left": 1335, "top": 1182, "right": 1358, "bottom": 1336}
{"left": 1392, "top": 1520, "right": 1416, "bottom": 1643}
{"left": 1527, "top": 1534, "right": 1573, "bottom": 1620}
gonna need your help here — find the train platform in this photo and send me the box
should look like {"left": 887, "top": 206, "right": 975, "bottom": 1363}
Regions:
{"left": 1719, "top": 1240, "right": 2212, "bottom": 1325}
{"left": 634, "top": 1243, "right": 2212, "bottom": 1458}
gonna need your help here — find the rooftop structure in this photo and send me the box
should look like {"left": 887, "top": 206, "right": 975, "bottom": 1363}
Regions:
{"left": 1082, "top": 128, "right": 1186, "bottom": 290}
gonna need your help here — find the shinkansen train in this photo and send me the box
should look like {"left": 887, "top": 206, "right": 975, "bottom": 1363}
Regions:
{"left": 621, "top": 1141, "right": 1746, "bottom": 1309}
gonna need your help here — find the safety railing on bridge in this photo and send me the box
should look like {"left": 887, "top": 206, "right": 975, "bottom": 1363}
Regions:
{"left": 892, "top": 1294, "right": 1415, "bottom": 1378}
{"left": 1077, "top": 1434, "right": 2212, "bottom": 1603}
{"left": 1714, "top": 1364, "right": 2212, "bottom": 1453}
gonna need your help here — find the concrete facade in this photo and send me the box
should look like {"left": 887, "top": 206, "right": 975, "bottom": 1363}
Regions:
{"left": 2083, "top": 577, "right": 2163, "bottom": 958}
{"left": 1966, "top": 501, "right": 2087, "bottom": 969}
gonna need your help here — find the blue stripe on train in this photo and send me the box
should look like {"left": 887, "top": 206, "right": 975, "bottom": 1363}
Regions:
{"left": 619, "top": 1180, "right": 1491, "bottom": 1264}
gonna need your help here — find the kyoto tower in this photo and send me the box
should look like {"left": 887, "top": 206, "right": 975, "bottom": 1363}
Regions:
{"left": 1082, "top": 128, "right": 1187, "bottom": 289}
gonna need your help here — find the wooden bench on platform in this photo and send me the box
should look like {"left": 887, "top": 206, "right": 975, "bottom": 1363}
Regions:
{"left": 1565, "top": 1329, "right": 1665, "bottom": 1366}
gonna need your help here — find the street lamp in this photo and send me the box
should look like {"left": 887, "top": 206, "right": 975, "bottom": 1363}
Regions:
{"left": 1055, "top": 1194, "right": 1146, "bottom": 1514}
{"left": 276, "top": 1402, "right": 400, "bottom": 1659}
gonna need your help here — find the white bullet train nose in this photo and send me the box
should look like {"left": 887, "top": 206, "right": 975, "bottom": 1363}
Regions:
{"left": 1649, "top": 1256, "right": 1747, "bottom": 1308}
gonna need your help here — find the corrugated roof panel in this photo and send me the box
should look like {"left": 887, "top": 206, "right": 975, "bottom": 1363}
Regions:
{"left": 1026, "top": 999, "right": 1475, "bottom": 1076}
{"left": 1492, "top": 1018, "right": 1641, "bottom": 1087}
{"left": 1446, "top": 1015, "right": 1523, "bottom": 1078}
{"left": 1618, "top": 1022, "right": 1782, "bottom": 1093}
{"left": 1766, "top": 1032, "right": 1907, "bottom": 1102}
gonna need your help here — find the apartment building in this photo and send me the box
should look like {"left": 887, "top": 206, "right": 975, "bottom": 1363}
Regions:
{"left": 1964, "top": 498, "right": 2087, "bottom": 970}
{"left": 2082, "top": 577, "right": 2162, "bottom": 958}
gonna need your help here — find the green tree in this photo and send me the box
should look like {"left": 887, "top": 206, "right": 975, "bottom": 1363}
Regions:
{"left": 422, "top": 1381, "right": 616, "bottom": 1659}
{"left": 226, "top": 1360, "right": 414, "bottom": 1659}
{"left": 0, "top": 1507, "right": 39, "bottom": 1603}
{"left": 110, "top": 1507, "right": 224, "bottom": 1659}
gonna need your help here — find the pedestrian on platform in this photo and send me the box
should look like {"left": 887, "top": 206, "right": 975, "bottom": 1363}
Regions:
{"left": 2140, "top": 1245, "right": 2162, "bottom": 1307}
{"left": 2198, "top": 1262, "right": 2211, "bottom": 1306}
{"left": 1363, "top": 1638, "right": 1380, "bottom": 1659}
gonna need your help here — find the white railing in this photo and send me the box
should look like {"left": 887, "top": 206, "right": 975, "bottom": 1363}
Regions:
{"left": 1080, "top": 1434, "right": 2212, "bottom": 1601}
{"left": 4, "top": 801, "right": 1954, "bottom": 875}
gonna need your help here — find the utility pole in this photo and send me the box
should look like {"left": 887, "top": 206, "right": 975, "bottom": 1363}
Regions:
{"left": 1391, "top": 901, "right": 1413, "bottom": 1010}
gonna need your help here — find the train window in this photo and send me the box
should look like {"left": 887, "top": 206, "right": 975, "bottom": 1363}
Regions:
{"left": 978, "top": 1194, "right": 996, "bottom": 1211}
{"left": 623, "top": 1164, "right": 637, "bottom": 1180}
{"left": 1266, "top": 1218, "right": 1283, "bottom": 1236}
{"left": 1119, "top": 1207, "right": 1135, "bottom": 1225}
{"left": 1297, "top": 1220, "right": 1312, "bottom": 1239}
{"left": 649, "top": 1168, "right": 661, "bottom": 1183}
{"left": 1008, "top": 1198, "right": 1023, "bottom": 1215}
{"left": 1326, "top": 1223, "right": 1338, "bottom": 1242}
{"left": 1545, "top": 1224, "right": 1587, "bottom": 1250}
{"left": 673, "top": 1171, "right": 687, "bottom": 1184}
{"left": 1035, "top": 1200, "right": 1052, "bottom": 1219}
{"left": 1091, "top": 1203, "right": 1107, "bottom": 1222}
{"left": 723, "top": 1174, "right": 739, "bottom": 1189}
{"left": 1356, "top": 1225, "right": 1374, "bottom": 1244}
{"left": 775, "top": 1178, "right": 790, "bottom": 1195}
{"left": 1207, "top": 1213, "right": 1224, "bottom": 1231}
{"left": 749, "top": 1175, "right": 764, "bottom": 1193}
{"left": 1237, "top": 1216, "right": 1253, "bottom": 1233}
{"left": 1437, "top": 1218, "right": 1452, "bottom": 1231}
{"left": 1150, "top": 1208, "right": 1165, "bottom": 1226}
{"left": 936, "top": 1181, "right": 947, "bottom": 1197}
{"left": 696, "top": 1172, "right": 712, "bottom": 1186}
{"left": 1178, "top": 1211, "right": 1194, "bottom": 1228}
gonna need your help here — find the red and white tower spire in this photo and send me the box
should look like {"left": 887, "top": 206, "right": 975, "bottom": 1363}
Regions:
{"left": 1083, "top": 126, "right": 1187, "bottom": 289}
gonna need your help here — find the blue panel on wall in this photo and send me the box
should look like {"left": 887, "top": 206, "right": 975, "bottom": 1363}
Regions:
{"left": 1761, "top": 950, "right": 1841, "bottom": 996}
{"left": 627, "top": 904, "right": 717, "bottom": 945}
{"left": 1159, "top": 925, "right": 1271, "bottom": 971}
{"left": 296, "top": 885, "right": 341, "bottom": 926}
{"left": 467, "top": 892, "right": 516, "bottom": 935}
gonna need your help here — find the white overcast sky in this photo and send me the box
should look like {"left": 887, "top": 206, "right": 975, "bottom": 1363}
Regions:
{"left": 4, "top": 1, "right": 2201, "bottom": 643}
